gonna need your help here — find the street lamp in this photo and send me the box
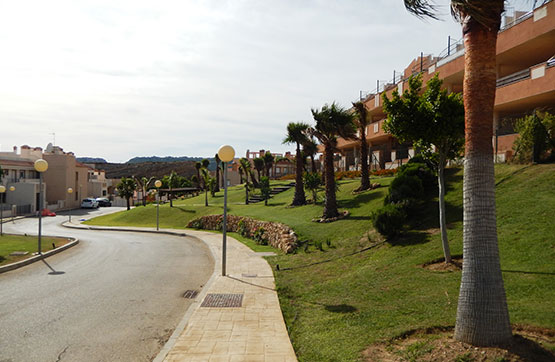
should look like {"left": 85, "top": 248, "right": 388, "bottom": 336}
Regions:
{"left": 0, "top": 185, "right": 5, "bottom": 236}
{"left": 34, "top": 159, "right": 49, "bottom": 254}
{"left": 154, "top": 180, "right": 162, "bottom": 231}
{"left": 217, "top": 145, "right": 235, "bottom": 276}
{"left": 67, "top": 188, "right": 73, "bottom": 223}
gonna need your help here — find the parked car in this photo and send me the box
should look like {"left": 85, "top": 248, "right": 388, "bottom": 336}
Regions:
{"left": 96, "top": 198, "right": 112, "bottom": 207}
{"left": 81, "top": 198, "right": 99, "bottom": 208}
{"left": 41, "top": 208, "right": 56, "bottom": 217}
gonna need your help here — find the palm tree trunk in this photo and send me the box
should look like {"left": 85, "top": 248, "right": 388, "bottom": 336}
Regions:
{"left": 323, "top": 144, "right": 339, "bottom": 219}
{"left": 437, "top": 148, "right": 451, "bottom": 264}
{"left": 311, "top": 156, "right": 316, "bottom": 172}
{"left": 126, "top": 197, "right": 130, "bottom": 211}
{"left": 359, "top": 135, "right": 370, "bottom": 191}
{"left": 170, "top": 187, "right": 173, "bottom": 207}
{"left": 143, "top": 187, "right": 147, "bottom": 206}
{"left": 292, "top": 143, "right": 307, "bottom": 206}
{"left": 454, "top": 14, "right": 511, "bottom": 346}
{"left": 215, "top": 162, "right": 220, "bottom": 193}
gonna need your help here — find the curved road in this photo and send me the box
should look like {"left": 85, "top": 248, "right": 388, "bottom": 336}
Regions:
{"left": 0, "top": 208, "right": 214, "bottom": 362}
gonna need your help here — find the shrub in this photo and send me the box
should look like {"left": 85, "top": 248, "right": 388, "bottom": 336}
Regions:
{"left": 397, "top": 162, "right": 436, "bottom": 193}
{"left": 304, "top": 172, "right": 322, "bottom": 203}
{"left": 371, "top": 169, "right": 397, "bottom": 177}
{"left": 335, "top": 170, "right": 361, "bottom": 180}
{"left": 237, "top": 219, "right": 249, "bottom": 237}
{"left": 253, "top": 227, "right": 268, "bottom": 245}
{"left": 513, "top": 110, "right": 555, "bottom": 163}
{"left": 372, "top": 204, "right": 406, "bottom": 239}
{"left": 385, "top": 173, "right": 424, "bottom": 207}
{"left": 190, "top": 219, "right": 203, "bottom": 229}
{"left": 279, "top": 174, "right": 296, "bottom": 180}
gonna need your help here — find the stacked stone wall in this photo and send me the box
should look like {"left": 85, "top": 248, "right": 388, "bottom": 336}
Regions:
{"left": 187, "top": 215, "right": 297, "bottom": 253}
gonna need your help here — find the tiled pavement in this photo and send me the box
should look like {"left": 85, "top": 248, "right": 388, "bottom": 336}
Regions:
{"left": 162, "top": 230, "right": 297, "bottom": 362}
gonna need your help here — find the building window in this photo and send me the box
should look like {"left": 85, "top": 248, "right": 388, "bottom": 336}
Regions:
{"left": 374, "top": 123, "right": 379, "bottom": 133}
{"left": 20, "top": 170, "right": 25, "bottom": 179}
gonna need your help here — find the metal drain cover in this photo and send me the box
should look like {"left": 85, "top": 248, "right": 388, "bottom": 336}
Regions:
{"left": 183, "top": 290, "right": 199, "bottom": 299}
{"left": 201, "top": 293, "right": 243, "bottom": 308}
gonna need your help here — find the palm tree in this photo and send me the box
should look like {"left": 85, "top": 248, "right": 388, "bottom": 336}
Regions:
{"left": 195, "top": 162, "right": 202, "bottom": 190}
{"left": 135, "top": 176, "right": 155, "bottom": 206}
{"left": 403, "top": 0, "right": 511, "bottom": 346}
{"left": 201, "top": 159, "right": 210, "bottom": 191}
{"left": 352, "top": 101, "right": 371, "bottom": 191}
{"left": 283, "top": 122, "right": 310, "bottom": 206}
{"left": 168, "top": 171, "right": 177, "bottom": 207}
{"left": 116, "top": 177, "right": 136, "bottom": 211}
{"left": 302, "top": 136, "right": 319, "bottom": 172}
{"left": 263, "top": 152, "right": 274, "bottom": 177}
{"left": 214, "top": 154, "right": 221, "bottom": 193}
{"left": 200, "top": 168, "right": 210, "bottom": 206}
{"left": 310, "top": 102, "right": 356, "bottom": 219}
{"left": 239, "top": 157, "right": 251, "bottom": 205}
{"left": 253, "top": 157, "right": 265, "bottom": 181}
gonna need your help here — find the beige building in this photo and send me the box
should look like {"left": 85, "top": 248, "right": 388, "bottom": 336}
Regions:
{"left": 42, "top": 146, "right": 89, "bottom": 209}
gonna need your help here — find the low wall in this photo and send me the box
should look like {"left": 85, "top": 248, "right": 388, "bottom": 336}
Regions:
{"left": 187, "top": 215, "right": 298, "bottom": 253}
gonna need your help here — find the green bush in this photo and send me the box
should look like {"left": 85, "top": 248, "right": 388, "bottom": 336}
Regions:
{"left": 385, "top": 173, "right": 424, "bottom": 207}
{"left": 372, "top": 204, "right": 406, "bottom": 239}
{"left": 397, "top": 162, "right": 436, "bottom": 193}
{"left": 189, "top": 219, "right": 203, "bottom": 229}
{"left": 253, "top": 227, "right": 268, "bottom": 245}
{"left": 513, "top": 111, "right": 555, "bottom": 163}
{"left": 237, "top": 219, "right": 249, "bottom": 237}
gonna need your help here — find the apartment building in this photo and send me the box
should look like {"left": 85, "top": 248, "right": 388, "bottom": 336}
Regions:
{"left": 0, "top": 146, "right": 44, "bottom": 215}
{"left": 244, "top": 149, "right": 295, "bottom": 178}
{"left": 336, "top": 1, "right": 555, "bottom": 171}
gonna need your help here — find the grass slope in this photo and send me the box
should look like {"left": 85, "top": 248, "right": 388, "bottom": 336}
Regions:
{"left": 86, "top": 164, "right": 555, "bottom": 361}
{"left": 0, "top": 234, "right": 69, "bottom": 266}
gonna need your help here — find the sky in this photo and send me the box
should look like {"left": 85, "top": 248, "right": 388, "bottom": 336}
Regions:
{"left": 0, "top": 0, "right": 533, "bottom": 163}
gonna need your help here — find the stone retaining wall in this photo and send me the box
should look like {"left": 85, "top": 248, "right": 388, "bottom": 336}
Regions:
{"left": 187, "top": 215, "right": 297, "bottom": 253}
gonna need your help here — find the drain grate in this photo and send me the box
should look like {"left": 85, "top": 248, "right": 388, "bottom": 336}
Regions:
{"left": 201, "top": 293, "right": 243, "bottom": 308}
{"left": 241, "top": 273, "right": 257, "bottom": 278}
{"left": 183, "top": 290, "right": 199, "bottom": 299}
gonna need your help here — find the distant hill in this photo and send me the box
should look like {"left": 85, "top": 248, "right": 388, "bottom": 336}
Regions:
{"left": 126, "top": 156, "right": 211, "bottom": 164}
{"left": 77, "top": 157, "right": 107, "bottom": 164}
{"left": 93, "top": 161, "right": 200, "bottom": 179}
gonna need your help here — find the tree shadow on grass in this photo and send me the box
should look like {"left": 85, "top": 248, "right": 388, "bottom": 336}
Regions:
{"left": 337, "top": 188, "right": 383, "bottom": 209}
{"left": 0, "top": 256, "right": 5, "bottom": 263}
{"left": 174, "top": 207, "right": 196, "bottom": 214}
{"left": 324, "top": 304, "right": 358, "bottom": 313}
{"left": 388, "top": 231, "right": 430, "bottom": 247}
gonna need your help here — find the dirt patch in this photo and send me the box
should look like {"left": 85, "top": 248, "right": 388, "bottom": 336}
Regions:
{"left": 362, "top": 326, "right": 555, "bottom": 362}
{"left": 421, "top": 256, "right": 463, "bottom": 272}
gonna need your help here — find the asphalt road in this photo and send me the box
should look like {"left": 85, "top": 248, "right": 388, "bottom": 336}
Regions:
{"left": 0, "top": 207, "right": 214, "bottom": 362}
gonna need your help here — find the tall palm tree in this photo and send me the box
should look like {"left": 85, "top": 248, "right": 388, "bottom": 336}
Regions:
{"left": 310, "top": 102, "right": 356, "bottom": 219}
{"left": 116, "top": 177, "right": 136, "bottom": 211}
{"left": 283, "top": 122, "right": 310, "bottom": 206}
{"left": 239, "top": 157, "right": 251, "bottom": 205}
{"left": 201, "top": 159, "right": 210, "bottom": 191}
{"left": 352, "top": 101, "right": 371, "bottom": 191}
{"left": 200, "top": 168, "right": 210, "bottom": 206}
{"left": 404, "top": 0, "right": 511, "bottom": 346}
{"left": 136, "top": 176, "right": 155, "bottom": 206}
{"left": 168, "top": 171, "right": 177, "bottom": 207}
{"left": 253, "top": 157, "right": 265, "bottom": 181}
{"left": 302, "top": 136, "right": 319, "bottom": 172}
{"left": 195, "top": 162, "right": 202, "bottom": 190}
{"left": 263, "top": 152, "right": 274, "bottom": 177}
{"left": 214, "top": 154, "right": 221, "bottom": 193}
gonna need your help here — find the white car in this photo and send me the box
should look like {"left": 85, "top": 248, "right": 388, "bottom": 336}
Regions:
{"left": 81, "top": 198, "right": 99, "bottom": 208}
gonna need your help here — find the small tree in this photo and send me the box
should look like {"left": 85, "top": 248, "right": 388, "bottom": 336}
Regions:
{"left": 260, "top": 176, "right": 271, "bottom": 206}
{"left": 135, "top": 176, "right": 154, "bottom": 206}
{"left": 253, "top": 157, "right": 265, "bottom": 181}
{"left": 304, "top": 172, "right": 322, "bottom": 204}
{"left": 310, "top": 102, "right": 356, "bottom": 219}
{"left": 352, "top": 101, "right": 371, "bottom": 191}
{"left": 283, "top": 122, "right": 310, "bottom": 206}
{"left": 513, "top": 110, "right": 555, "bottom": 163}
{"left": 116, "top": 177, "right": 136, "bottom": 210}
{"left": 194, "top": 162, "right": 202, "bottom": 190}
{"left": 239, "top": 158, "right": 251, "bottom": 205}
{"left": 201, "top": 168, "right": 210, "bottom": 206}
{"left": 302, "top": 136, "right": 319, "bottom": 172}
{"left": 263, "top": 152, "right": 275, "bottom": 177}
{"left": 383, "top": 73, "right": 464, "bottom": 263}
{"left": 214, "top": 154, "right": 221, "bottom": 192}
{"left": 168, "top": 171, "right": 179, "bottom": 207}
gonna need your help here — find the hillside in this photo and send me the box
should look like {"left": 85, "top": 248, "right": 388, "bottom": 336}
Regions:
{"left": 86, "top": 163, "right": 555, "bottom": 361}
{"left": 93, "top": 161, "right": 199, "bottom": 179}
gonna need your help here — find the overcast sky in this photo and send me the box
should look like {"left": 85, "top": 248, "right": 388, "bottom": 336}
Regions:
{"left": 0, "top": 0, "right": 532, "bottom": 163}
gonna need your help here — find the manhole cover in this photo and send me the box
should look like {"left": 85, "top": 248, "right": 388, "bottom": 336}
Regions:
{"left": 201, "top": 293, "right": 243, "bottom": 308}
{"left": 183, "top": 290, "right": 199, "bottom": 299}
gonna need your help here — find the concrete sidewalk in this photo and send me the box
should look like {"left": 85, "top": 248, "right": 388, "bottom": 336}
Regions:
{"left": 63, "top": 222, "right": 297, "bottom": 362}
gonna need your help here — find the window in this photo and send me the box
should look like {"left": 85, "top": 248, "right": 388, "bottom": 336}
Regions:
{"left": 20, "top": 170, "right": 25, "bottom": 179}
{"left": 374, "top": 123, "right": 379, "bottom": 133}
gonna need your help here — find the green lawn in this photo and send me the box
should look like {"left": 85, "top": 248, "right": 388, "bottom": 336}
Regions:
{"left": 86, "top": 164, "right": 555, "bottom": 361}
{"left": 0, "top": 234, "right": 70, "bottom": 266}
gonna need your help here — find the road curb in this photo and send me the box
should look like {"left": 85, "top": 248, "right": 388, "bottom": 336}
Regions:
{"left": 62, "top": 222, "right": 188, "bottom": 237}
{"left": 0, "top": 236, "right": 79, "bottom": 274}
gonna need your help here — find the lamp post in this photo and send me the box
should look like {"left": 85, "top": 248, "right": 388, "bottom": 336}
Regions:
{"left": 9, "top": 186, "right": 15, "bottom": 223}
{"left": 34, "top": 159, "right": 49, "bottom": 254}
{"left": 0, "top": 185, "right": 5, "bottom": 236}
{"left": 217, "top": 145, "right": 235, "bottom": 276}
{"left": 67, "top": 188, "right": 73, "bottom": 223}
{"left": 155, "top": 180, "right": 162, "bottom": 231}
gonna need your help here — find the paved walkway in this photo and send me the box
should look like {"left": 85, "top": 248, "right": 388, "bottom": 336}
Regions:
{"left": 64, "top": 222, "right": 297, "bottom": 362}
